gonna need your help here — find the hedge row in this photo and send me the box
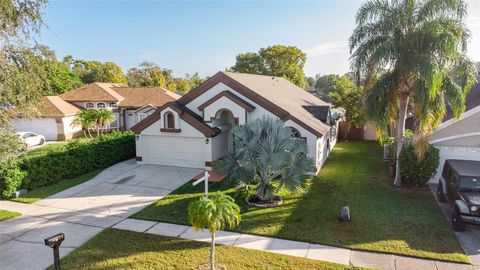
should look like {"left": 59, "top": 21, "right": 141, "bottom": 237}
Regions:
{"left": 0, "top": 131, "right": 135, "bottom": 198}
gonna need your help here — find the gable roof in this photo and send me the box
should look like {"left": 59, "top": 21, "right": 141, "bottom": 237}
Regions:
{"left": 60, "top": 83, "right": 125, "bottom": 102}
{"left": 197, "top": 90, "right": 256, "bottom": 112}
{"left": 131, "top": 101, "right": 220, "bottom": 138}
{"left": 111, "top": 87, "right": 180, "bottom": 107}
{"left": 179, "top": 71, "right": 332, "bottom": 136}
{"left": 39, "top": 96, "right": 81, "bottom": 117}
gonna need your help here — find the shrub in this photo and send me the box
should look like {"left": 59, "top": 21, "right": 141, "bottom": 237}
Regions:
{"left": 399, "top": 143, "right": 439, "bottom": 186}
{"left": 0, "top": 159, "right": 27, "bottom": 198}
{"left": 18, "top": 130, "right": 135, "bottom": 190}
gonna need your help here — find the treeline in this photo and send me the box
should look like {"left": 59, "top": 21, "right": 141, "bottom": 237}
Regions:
{"left": 22, "top": 45, "right": 206, "bottom": 97}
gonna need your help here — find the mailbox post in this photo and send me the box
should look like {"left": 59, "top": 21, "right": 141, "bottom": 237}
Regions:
{"left": 44, "top": 233, "right": 65, "bottom": 270}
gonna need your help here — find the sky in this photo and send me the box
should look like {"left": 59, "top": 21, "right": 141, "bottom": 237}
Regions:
{"left": 39, "top": 0, "right": 480, "bottom": 78}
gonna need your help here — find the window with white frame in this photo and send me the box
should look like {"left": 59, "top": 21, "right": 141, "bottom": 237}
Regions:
{"left": 96, "top": 102, "right": 106, "bottom": 108}
{"left": 110, "top": 113, "right": 119, "bottom": 128}
{"left": 164, "top": 111, "right": 175, "bottom": 129}
{"left": 85, "top": 102, "right": 94, "bottom": 109}
{"left": 109, "top": 102, "right": 117, "bottom": 108}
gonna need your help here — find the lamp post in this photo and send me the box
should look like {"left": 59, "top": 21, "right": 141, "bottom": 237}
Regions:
{"left": 44, "top": 233, "right": 65, "bottom": 270}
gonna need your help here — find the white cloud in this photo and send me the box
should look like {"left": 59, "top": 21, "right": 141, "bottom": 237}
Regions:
{"left": 304, "top": 41, "right": 348, "bottom": 58}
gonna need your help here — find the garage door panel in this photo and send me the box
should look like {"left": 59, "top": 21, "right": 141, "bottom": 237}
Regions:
{"left": 12, "top": 118, "right": 58, "bottom": 141}
{"left": 142, "top": 135, "right": 205, "bottom": 168}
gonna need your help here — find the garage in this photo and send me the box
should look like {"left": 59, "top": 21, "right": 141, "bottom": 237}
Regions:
{"left": 141, "top": 135, "right": 206, "bottom": 168}
{"left": 11, "top": 118, "right": 58, "bottom": 141}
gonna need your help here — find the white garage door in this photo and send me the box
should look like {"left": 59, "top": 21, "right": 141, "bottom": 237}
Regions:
{"left": 142, "top": 135, "right": 205, "bottom": 168}
{"left": 12, "top": 118, "right": 58, "bottom": 141}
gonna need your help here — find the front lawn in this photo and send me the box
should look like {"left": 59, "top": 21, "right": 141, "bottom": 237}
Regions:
{"left": 12, "top": 169, "right": 102, "bottom": 204}
{"left": 52, "top": 228, "right": 361, "bottom": 270}
{"left": 0, "top": 209, "right": 21, "bottom": 221}
{"left": 133, "top": 141, "right": 468, "bottom": 263}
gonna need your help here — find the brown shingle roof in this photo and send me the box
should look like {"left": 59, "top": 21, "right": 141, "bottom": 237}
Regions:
{"left": 39, "top": 96, "right": 81, "bottom": 117}
{"left": 111, "top": 87, "right": 180, "bottom": 107}
{"left": 60, "top": 83, "right": 126, "bottom": 102}
{"left": 222, "top": 72, "right": 332, "bottom": 135}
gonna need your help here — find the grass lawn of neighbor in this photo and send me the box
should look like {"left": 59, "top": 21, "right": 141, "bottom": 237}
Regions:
{"left": 52, "top": 228, "right": 365, "bottom": 270}
{"left": 132, "top": 141, "right": 468, "bottom": 263}
{"left": 0, "top": 209, "right": 21, "bottom": 221}
{"left": 12, "top": 169, "right": 102, "bottom": 204}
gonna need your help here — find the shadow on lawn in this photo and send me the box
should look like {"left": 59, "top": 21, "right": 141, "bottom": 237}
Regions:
{"left": 275, "top": 141, "right": 467, "bottom": 262}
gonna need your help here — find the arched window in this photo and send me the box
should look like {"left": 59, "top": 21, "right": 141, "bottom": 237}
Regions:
{"left": 96, "top": 102, "right": 106, "bottom": 108}
{"left": 85, "top": 102, "right": 94, "bottom": 109}
{"left": 289, "top": 127, "right": 301, "bottom": 139}
{"left": 109, "top": 102, "right": 117, "bottom": 108}
{"left": 164, "top": 112, "right": 175, "bottom": 129}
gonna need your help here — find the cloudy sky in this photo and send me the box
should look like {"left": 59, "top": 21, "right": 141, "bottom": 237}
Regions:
{"left": 39, "top": 0, "right": 480, "bottom": 78}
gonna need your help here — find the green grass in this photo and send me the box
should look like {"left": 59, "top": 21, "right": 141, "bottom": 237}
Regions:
{"left": 0, "top": 209, "right": 21, "bottom": 221}
{"left": 132, "top": 141, "right": 468, "bottom": 263}
{"left": 52, "top": 228, "right": 364, "bottom": 270}
{"left": 12, "top": 169, "right": 102, "bottom": 204}
{"left": 25, "top": 143, "right": 66, "bottom": 157}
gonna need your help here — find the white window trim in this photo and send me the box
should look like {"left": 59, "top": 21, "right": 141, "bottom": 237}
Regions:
{"left": 85, "top": 102, "right": 94, "bottom": 109}
{"left": 110, "top": 112, "right": 120, "bottom": 129}
{"left": 109, "top": 102, "right": 117, "bottom": 108}
{"left": 96, "top": 102, "right": 106, "bottom": 108}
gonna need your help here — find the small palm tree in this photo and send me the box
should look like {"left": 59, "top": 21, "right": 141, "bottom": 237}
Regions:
{"left": 71, "top": 110, "right": 96, "bottom": 138}
{"left": 350, "top": 0, "right": 477, "bottom": 187}
{"left": 188, "top": 193, "right": 241, "bottom": 270}
{"left": 215, "top": 116, "right": 314, "bottom": 202}
{"left": 96, "top": 109, "right": 114, "bottom": 134}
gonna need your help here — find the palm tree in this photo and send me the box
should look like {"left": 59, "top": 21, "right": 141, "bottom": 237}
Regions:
{"left": 350, "top": 0, "right": 477, "bottom": 187}
{"left": 95, "top": 109, "right": 114, "bottom": 134}
{"left": 188, "top": 193, "right": 241, "bottom": 270}
{"left": 215, "top": 116, "right": 314, "bottom": 202}
{"left": 71, "top": 110, "right": 96, "bottom": 138}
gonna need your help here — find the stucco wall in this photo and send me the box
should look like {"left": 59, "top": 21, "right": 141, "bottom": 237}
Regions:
{"left": 61, "top": 115, "right": 83, "bottom": 140}
{"left": 203, "top": 96, "right": 247, "bottom": 124}
{"left": 430, "top": 109, "right": 480, "bottom": 143}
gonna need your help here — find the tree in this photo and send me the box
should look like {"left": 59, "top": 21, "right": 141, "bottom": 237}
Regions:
{"left": 188, "top": 193, "right": 241, "bottom": 270}
{"left": 231, "top": 45, "right": 308, "bottom": 88}
{"left": 71, "top": 110, "right": 96, "bottom": 138}
{"left": 72, "top": 59, "right": 127, "bottom": 84}
{"left": 314, "top": 74, "right": 340, "bottom": 102}
{"left": 127, "top": 61, "right": 169, "bottom": 88}
{"left": 95, "top": 109, "right": 114, "bottom": 135}
{"left": 215, "top": 117, "right": 314, "bottom": 202}
{"left": 306, "top": 76, "right": 316, "bottom": 87}
{"left": 0, "top": 0, "right": 47, "bottom": 41}
{"left": 350, "top": 0, "right": 477, "bottom": 187}
{"left": 329, "top": 76, "right": 364, "bottom": 139}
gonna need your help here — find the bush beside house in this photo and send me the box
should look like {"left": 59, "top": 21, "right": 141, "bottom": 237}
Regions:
{"left": 0, "top": 131, "right": 135, "bottom": 198}
{"left": 399, "top": 143, "right": 440, "bottom": 186}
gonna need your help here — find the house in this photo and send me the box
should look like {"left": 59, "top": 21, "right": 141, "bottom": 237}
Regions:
{"left": 11, "top": 96, "right": 83, "bottom": 141}
{"left": 11, "top": 83, "right": 180, "bottom": 140}
{"left": 132, "top": 71, "right": 338, "bottom": 172}
{"left": 60, "top": 83, "right": 181, "bottom": 130}
{"left": 429, "top": 81, "right": 480, "bottom": 182}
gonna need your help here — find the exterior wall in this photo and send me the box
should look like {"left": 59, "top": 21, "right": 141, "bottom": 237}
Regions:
{"left": 11, "top": 118, "right": 58, "bottom": 141}
{"left": 430, "top": 146, "right": 480, "bottom": 183}
{"left": 363, "top": 122, "right": 379, "bottom": 141}
{"left": 60, "top": 115, "right": 83, "bottom": 140}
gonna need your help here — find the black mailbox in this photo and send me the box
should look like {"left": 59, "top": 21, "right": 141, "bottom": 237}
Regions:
{"left": 44, "top": 233, "right": 65, "bottom": 270}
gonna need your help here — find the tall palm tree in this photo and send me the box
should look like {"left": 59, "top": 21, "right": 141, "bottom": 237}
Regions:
{"left": 215, "top": 116, "right": 314, "bottom": 202}
{"left": 188, "top": 193, "right": 241, "bottom": 270}
{"left": 350, "top": 0, "right": 477, "bottom": 187}
{"left": 71, "top": 110, "right": 96, "bottom": 138}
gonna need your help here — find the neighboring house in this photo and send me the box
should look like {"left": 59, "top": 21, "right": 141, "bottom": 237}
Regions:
{"left": 11, "top": 96, "right": 82, "bottom": 141}
{"left": 60, "top": 83, "right": 181, "bottom": 130}
{"left": 132, "top": 71, "right": 338, "bottom": 172}
{"left": 429, "top": 81, "right": 480, "bottom": 182}
{"left": 11, "top": 83, "right": 180, "bottom": 140}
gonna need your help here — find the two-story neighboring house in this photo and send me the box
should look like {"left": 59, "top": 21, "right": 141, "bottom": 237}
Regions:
{"left": 11, "top": 83, "right": 180, "bottom": 140}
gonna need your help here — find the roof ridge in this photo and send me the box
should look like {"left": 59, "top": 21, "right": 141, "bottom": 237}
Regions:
{"left": 95, "top": 82, "right": 125, "bottom": 101}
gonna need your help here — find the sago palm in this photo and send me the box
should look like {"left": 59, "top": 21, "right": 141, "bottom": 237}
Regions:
{"left": 215, "top": 116, "right": 314, "bottom": 202}
{"left": 349, "top": 0, "right": 477, "bottom": 187}
{"left": 188, "top": 193, "right": 241, "bottom": 270}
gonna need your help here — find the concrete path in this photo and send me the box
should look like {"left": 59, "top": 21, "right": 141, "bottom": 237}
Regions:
{"left": 0, "top": 159, "right": 201, "bottom": 270}
{"left": 111, "top": 218, "right": 479, "bottom": 270}
{"left": 429, "top": 183, "right": 480, "bottom": 266}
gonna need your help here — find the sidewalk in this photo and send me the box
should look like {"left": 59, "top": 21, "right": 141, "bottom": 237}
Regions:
{"left": 112, "top": 218, "right": 478, "bottom": 270}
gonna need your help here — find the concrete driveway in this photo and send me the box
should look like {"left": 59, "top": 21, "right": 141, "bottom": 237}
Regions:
{"left": 0, "top": 159, "right": 201, "bottom": 270}
{"left": 430, "top": 183, "right": 480, "bottom": 267}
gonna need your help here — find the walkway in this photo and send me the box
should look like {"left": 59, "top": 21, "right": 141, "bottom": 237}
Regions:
{"left": 0, "top": 160, "right": 201, "bottom": 270}
{"left": 111, "top": 218, "right": 478, "bottom": 270}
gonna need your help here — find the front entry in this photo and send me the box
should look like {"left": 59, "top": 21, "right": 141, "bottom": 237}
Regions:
{"left": 212, "top": 109, "right": 237, "bottom": 152}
